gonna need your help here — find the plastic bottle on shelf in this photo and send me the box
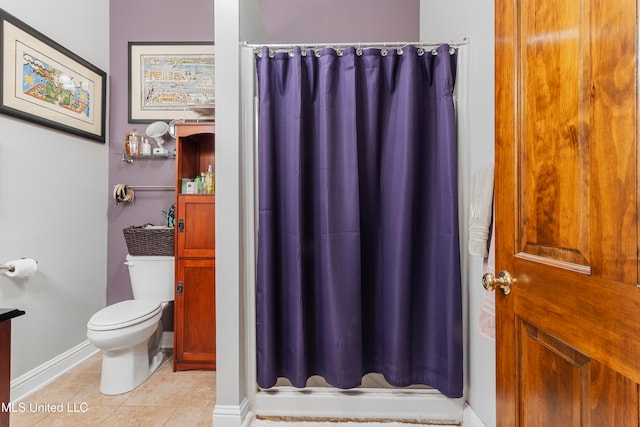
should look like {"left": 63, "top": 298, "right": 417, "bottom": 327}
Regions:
{"left": 205, "top": 164, "right": 214, "bottom": 194}
{"left": 141, "top": 137, "right": 151, "bottom": 155}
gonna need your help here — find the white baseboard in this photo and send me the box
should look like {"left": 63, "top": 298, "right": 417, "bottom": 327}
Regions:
{"left": 213, "top": 397, "right": 251, "bottom": 427}
{"left": 11, "top": 331, "right": 174, "bottom": 404}
{"left": 10, "top": 340, "right": 99, "bottom": 404}
{"left": 241, "top": 412, "right": 256, "bottom": 427}
{"left": 463, "top": 403, "right": 487, "bottom": 427}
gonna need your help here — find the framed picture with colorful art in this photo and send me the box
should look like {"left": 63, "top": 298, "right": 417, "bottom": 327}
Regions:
{"left": 128, "top": 41, "right": 215, "bottom": 123}
{"left": 0, "top": 9, "right": 107, "bottom": 143}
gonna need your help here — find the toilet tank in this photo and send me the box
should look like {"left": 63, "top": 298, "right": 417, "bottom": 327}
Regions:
{"left": 125, "top": 255, "right": 174, "bottom": 302}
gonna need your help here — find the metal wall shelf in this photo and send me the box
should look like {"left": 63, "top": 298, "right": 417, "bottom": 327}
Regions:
{"left": 116, "top": 152, "right": 176, "bottom": 163}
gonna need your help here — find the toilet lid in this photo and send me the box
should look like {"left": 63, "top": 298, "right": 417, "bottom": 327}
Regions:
{"left": 87, "top": 300, "right": 162, "bottom": 331}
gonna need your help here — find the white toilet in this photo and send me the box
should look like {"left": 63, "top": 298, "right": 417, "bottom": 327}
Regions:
{"left": 87, "top": 254, "right": 174, "bottom": 395}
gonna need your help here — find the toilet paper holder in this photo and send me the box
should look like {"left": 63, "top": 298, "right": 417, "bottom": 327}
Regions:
{"left": 0, "top": 264, "right": 16, "bottom": 273}
{"left": 1, "top": 258, "right": 38, "bottom": 272}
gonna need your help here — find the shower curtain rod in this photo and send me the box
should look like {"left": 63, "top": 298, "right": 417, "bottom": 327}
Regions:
{"left": 242, "top": 37, "right": 468, "bottom": 52}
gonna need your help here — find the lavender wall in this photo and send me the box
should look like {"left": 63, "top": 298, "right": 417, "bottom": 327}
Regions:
{"left": 107, "top": 0, "right": 419, "bottom": 305}
{"left": 256, "top": 0, "right": 420, "bottom": 43}
{"left": 107, "top": 0, "right": 214, "bottom": 305}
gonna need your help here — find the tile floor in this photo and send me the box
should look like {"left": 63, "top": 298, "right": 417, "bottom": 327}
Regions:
{"left": 8, "top": 351, "right": 463, "bottom": 426}
{"left": 9, "top": 350, "right": 216, "bottom": 426}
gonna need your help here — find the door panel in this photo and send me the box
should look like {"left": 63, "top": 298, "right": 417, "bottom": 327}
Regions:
{"left": 519, "top": 0, "right": 589, "bottom": 270}
{"left": 176, "top": 196, "right": 216, "bottom": 258}
{"left": 519, "top": 321, "right": 590, "bottom": 427}
{"left": 174, "top": 258, "right": 216, "bottom": 370}
{"left": 494, "top": 0, "right": 639, "bottom": 424}
{"left": 519, "top": 320, "right": 640, "bottom": 426}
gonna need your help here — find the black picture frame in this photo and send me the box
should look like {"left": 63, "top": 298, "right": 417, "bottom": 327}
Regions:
{"left": 0, "top": 9, "right": 107, "bottom": 143}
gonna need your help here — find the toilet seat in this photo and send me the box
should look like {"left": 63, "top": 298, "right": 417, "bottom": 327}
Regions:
{"left": 88, "top": 300, "right": 161, "bottom": 331}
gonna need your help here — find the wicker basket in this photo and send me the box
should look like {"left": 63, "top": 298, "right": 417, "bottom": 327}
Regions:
{"left": 123, "top": 226, "right": 174, "bottom": 256}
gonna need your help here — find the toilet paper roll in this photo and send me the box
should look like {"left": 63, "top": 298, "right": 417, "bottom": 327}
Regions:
{"left": 4, "top": 258, "right": 38, "bottom": 278}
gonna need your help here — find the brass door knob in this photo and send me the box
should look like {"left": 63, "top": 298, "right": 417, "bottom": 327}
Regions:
{"left": 482, "top": 270, "right": 513, "bottom": 295}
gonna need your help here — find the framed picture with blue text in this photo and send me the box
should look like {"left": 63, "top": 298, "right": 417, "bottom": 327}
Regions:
{"left": 0, "top": 9, "right": 107, "bottom": 143}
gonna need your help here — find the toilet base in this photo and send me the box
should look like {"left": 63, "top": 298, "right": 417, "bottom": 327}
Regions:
{"left": 99, "top": 342, "right": 164, "bottom": 395}
{"left": 98, "top": 324, "right": 164, "bottom": 395}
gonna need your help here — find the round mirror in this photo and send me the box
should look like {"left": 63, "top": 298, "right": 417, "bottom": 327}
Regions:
{"left": 168, "top": 119, "right": 184, "bottom": 139}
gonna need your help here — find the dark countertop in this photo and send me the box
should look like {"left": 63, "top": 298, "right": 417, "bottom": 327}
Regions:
{"left": 0, "top": 309, "right": 25, "bottom": 323}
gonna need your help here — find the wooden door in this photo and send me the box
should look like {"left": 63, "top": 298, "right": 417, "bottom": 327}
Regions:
{"left": 494, "top": 0, "right": 639, "bottom": 425}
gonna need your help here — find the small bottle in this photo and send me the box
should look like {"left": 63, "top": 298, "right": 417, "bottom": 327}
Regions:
{"left": 195, "top": 177, "right": 203, "bottom": 194}
{"left": 186, "top": 179, "right": 196, "bottom": 194}
{"left": 141, "top": 137, "right": 151, "bottom": 155}
{"left": 129, "top": 134, "right": 139, "bottom": 157}
{"left": 125, "top": 130, "right": 131, "bottom": 154}
{"left": 205, "top": 164, "right": 214, "bottom": 194}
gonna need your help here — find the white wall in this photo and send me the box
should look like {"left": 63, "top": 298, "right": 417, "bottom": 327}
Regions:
{"left": 214, "top": 2, "right": 248, "bottom": 426}
{"left": 0, "top": 0, "right": 109, "bottom": 391}
{"left": 240, "top": 0, "right": 269, "bottom": 43}
{"left": 420, "top": 1, "right": 496, "bottom": 426}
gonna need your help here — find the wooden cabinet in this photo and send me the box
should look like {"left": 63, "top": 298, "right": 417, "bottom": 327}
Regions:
{"left": 0, "top": 309, "right": 25, "bottom": 427}
{"left": 173, "top": 122, "right": 216, "bottom": 371}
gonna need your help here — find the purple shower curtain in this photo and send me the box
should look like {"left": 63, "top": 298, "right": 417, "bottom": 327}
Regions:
{"left": 255, "top": 44, "right": 462, "bottom": 398}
